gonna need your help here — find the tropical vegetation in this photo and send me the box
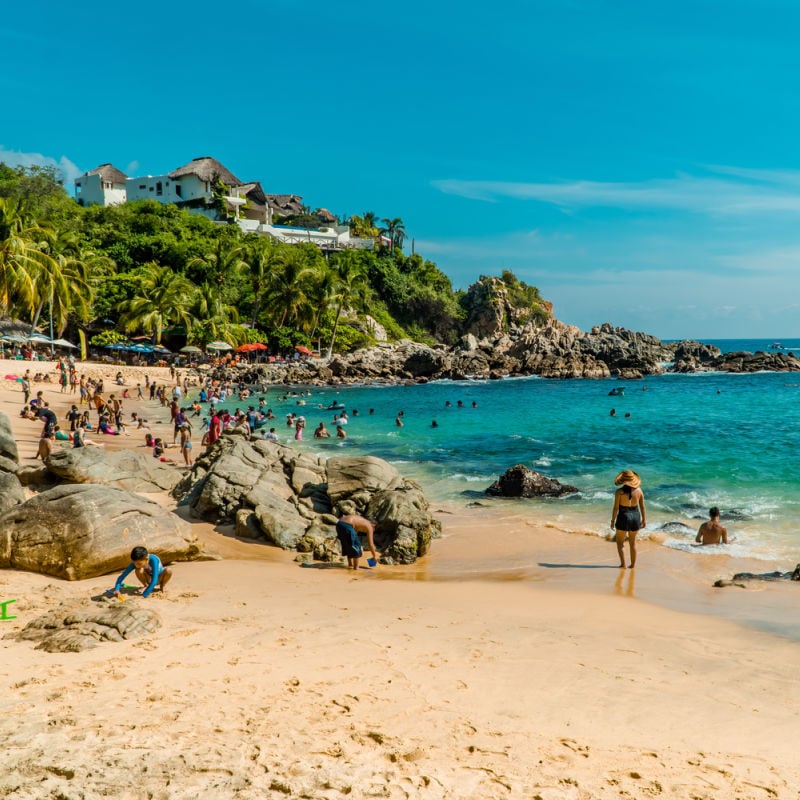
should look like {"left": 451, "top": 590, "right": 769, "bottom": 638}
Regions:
{"left": 0, "top": 163, "right": 550, "bottom": 354}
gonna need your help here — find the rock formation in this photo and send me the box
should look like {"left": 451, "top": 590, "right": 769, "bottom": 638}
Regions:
{"left": 0, "top": 484, "right": 207, "bottom": 580}
{"left": 173, "top": 436, "right": 439, "bottom": 564}
{"left": 11, "top": 598, "right": 161, "bottom": 652}
{"left": 486, "top": 465, "right": 579, "bottom": 498}
{"left": 45, "top": 448, "right": 182, "bottom": 493}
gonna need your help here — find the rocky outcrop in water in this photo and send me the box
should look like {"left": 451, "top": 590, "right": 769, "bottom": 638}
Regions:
{"left": 486, "top": 465, "right": 579, "bottom": 498}
{"left": 672, "top": 345, "right": 800, "bottom": 373}
{"left": 173, "top": 436, "right": 440, "bottom": 565}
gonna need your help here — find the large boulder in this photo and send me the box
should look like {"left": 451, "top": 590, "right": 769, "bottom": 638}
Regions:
{"left": 45, "top": 448, "right": 182, "bottom": 493}
{"left": 174, "top": 437, "right": 438, "bottom": 563}
{"left": 486, "top": 465, "right": 579, "bottom": 498}
{"left": 0, "top": 472, "right": 25, "bottom": 512}
{"left": 366, "top": 485, "right": 440, "bottom": 564}
{"left": 0, "top": 484, "right": 206, "bottom": 580}
{"left": 0, "top": 411, "right": 19, "bottom": 469}
{"left": 327, "top": 456, "right": 402, "bottom": 505}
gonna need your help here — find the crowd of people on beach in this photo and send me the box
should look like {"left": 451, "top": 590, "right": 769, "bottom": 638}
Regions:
{"left": 16, "top": 359, "right": 740, "bottom": 575}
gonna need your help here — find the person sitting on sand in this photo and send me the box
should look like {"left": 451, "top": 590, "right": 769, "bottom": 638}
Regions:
{"left": 35, "top": 432, "right": 56, "bottom": 460}
{"left": 113, "top": 545, "right": 172, "bottom": 598}
{"left": 696, "top": 507, "right": 728, "bottom": 545}
{"left": 53, "top": 425, "right": 72, "bottom": 442}
{"left": 335, "top": 514, "right": 378, "bottom": 570}
{"left": 611, "top": 469, "right": 646, "bottom": 569}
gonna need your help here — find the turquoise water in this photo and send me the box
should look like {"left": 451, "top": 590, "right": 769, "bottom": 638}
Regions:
{"left": 221, "top": 339, "right": 800, "bottom": 563}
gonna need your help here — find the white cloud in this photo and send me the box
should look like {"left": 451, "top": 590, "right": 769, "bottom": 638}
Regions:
{"left": 125, "top": 160, "right": 140, "bottom": 176}
{"left": 432, "top": 166, "right": 800, "bottom": 217}
{"left": 0, "top": 145, "right": 82, "bottom": 189}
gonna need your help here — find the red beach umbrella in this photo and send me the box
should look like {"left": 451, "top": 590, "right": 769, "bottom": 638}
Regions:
{"left": 295, "top": 345, "right": 312, "bottom": 355}
{"left": 236, "top": 342, "right": 269, "bottom": 353}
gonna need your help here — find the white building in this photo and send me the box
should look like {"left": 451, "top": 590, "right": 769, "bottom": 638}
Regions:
{"left": 74, "top": 156, "right": 373, "bottom": 250}
{"left": 125, "top": 155, "right": 243, "bottom": 210}
{"left": 74, "top": 164, "right": 128, "bottom": 207}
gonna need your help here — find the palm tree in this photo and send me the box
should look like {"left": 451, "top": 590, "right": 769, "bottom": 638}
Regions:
{"left": 362, "top": 211, "right": 380, "bottom": 232}
{"left": 31, "top": 229, "right": 105, "bottom": 335}
{"left": 187, "top": 237, "right": 246, "bottom": 289}
{"left": 117, "top": 262, "right": 196, "bottom": 343}
{"left": 380, "top": 217, "right": 406, "bottom": 252}
{"left": 304, "top": 259, "right": 338, "bottom": 343}
{"left": 241, "top": 234, "right": 281, "bottom": 327}
{"left": 262, "top": 246, "right": 316, "bottom": 328}
{"left": 0, "top": 197, "right": 57, "bottom": 317}
{"left": 325, "top": 250, "right": 369, "bottom": 359}
{"left": 189, "top": 281, "right": 240, "bottom": 345}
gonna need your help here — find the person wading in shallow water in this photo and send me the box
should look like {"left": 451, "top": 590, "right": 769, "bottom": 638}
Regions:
{"left": 610, "top": 469, "right": 646, "bottom": 569}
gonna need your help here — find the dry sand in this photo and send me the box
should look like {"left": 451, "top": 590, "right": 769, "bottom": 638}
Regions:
{"left": 1, "top": 358, "right": 799, "bottom": 799}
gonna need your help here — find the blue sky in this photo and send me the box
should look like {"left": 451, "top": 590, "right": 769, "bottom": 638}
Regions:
{"left": 3, "top": 0, "right": 800, "bottom": 338}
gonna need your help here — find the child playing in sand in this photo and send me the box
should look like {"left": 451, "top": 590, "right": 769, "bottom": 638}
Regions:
{"left": 114, "top": 546, "right": 172, "bottom": 598}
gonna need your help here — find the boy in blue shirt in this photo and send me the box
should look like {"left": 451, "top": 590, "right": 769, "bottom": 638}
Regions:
{"left": 114, "top": 546, "right": 173, "bottom": 598}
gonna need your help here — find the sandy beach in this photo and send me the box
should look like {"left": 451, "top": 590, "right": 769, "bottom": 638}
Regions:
{"left": 1, "top": 358, "right": 799, "bottom": 799}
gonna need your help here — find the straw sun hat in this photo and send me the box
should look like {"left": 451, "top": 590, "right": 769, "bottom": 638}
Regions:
{"left": 614, "top": 469, "right": 641, "bottom": 489}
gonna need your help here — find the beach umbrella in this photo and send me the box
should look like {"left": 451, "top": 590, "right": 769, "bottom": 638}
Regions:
{"left": 104, "top": 343, "right": 129, "bottom": 351}
{"left": 152, "top": 344, "right": 172, "bottom": 354}
{"left": 236, "top": 342, "right": 268, "bottom": 353}
{"left": 51, "top": 338, "right": 77, "bottom": 349}
{"left": 180, "top": 345, "right": 203, "bottom": 354}
{"left": 0, "top": 334, "right": 26, "bottom": 344}
{"left": 27, "top": 333, "right": 52, "bottom": 344}
{"left": 128, "top": 343, "right": 154, "bottom": 353}
{"left": 206, "top": 341, "right": 233, "bottom": 351}
{"left": 295, "top": 345, "right": 312, "bottom": 355}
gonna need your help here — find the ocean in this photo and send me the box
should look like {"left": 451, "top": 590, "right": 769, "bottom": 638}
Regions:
{"left": 223, "top": 339, "right": 800, "bottom": 565}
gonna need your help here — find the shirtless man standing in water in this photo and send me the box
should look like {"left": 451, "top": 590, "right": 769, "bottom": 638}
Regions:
{"left": 696, "top": 507, "right": 728, "bottom": 545}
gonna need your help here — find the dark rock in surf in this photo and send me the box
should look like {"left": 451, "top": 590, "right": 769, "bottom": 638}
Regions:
{"left": 486, "top": 464, "right": 579, "bottom": 498}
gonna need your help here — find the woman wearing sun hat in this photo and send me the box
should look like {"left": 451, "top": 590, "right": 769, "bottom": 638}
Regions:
{"left": 611, "top": 469, "right": 646, "bottom": 568}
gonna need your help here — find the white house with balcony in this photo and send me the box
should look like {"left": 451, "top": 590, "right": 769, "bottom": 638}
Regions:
{"left": 124, "top": 155, "right": 243, "bottom": 212}
{"left": 74, "top": 155, "right": 374, "bottom": 250}
{"left": 74, "top": 164, "right": 128, "bottom": 207}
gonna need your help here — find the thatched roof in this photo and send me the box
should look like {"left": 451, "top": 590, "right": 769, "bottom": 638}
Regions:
{"left": 85, "top": 163, "right": 128, "bottom": 184}
{"left": 266, "top": 194, "right": 304, "bottom": 216}
{"left": 239, "top": 181, "right": 267, "bottom": 205}
{"left": 168, "top": 156, "right": 241, "bottom": 186}
{"left": 317, "top": 208, "right": 337, "bottom": 224}
{"left": 0, "top": 317, "right": 36, "bottom": 336}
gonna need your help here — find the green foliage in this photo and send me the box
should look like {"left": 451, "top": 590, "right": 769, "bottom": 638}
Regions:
{"left": 90, "top": 329, "right": 127, "bottom": 346}
{"left": 0, "top": 164, "right": 74, "bottom": 222}
{"left": 0, "top": 168, "right": 551, "bottom": 353}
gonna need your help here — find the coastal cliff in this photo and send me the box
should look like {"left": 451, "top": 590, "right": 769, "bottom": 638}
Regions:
{"left": 226, "top": 276, "right": 800, "bottom": 384}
